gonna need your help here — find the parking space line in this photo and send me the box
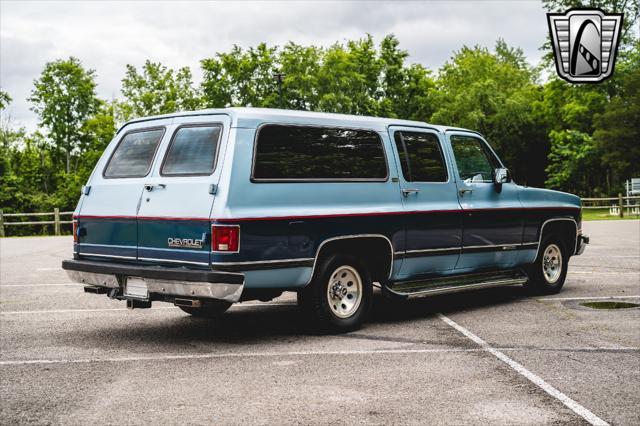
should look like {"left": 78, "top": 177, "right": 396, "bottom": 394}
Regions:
{"left": 0, "top": 303, "right": 296, "bottom": 315}
{"left": 0, "top": 283, "right": 78, "bottom": 287}
{"left": 538, "top": 295, "right": 640, "bottom": 301}
{"left": 0, "top": 346, "right": 636, "bottom": 368}
{"left": 569, "top": 271, "right": 639, "bottom": 275}
{"left": 438, "top": 313, "right": 609, "bottom": 426}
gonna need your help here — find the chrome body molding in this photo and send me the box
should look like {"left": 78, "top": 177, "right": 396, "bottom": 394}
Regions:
{"left": 536, "top": 217, "right": 579, "bottom": 258}
{"left": 64, "top": 270, "right": 244, "bottom": 303}
{"left": 212, "top": 257, "right": 313, "bottom": 267}
{"left": 137, "top": 257, "right": 209, "bottom": 266}
{"left": 306, "top": 234, "right": 395, "bottom": 286}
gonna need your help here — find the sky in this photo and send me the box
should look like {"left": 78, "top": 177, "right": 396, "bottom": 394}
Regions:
{"left": 1, "top": 0, "right": 551, "bottom": 131}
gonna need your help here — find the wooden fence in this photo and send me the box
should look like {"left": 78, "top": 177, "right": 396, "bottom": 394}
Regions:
{"left": 1, "top": 194, "right": 639, "bottom": 237}
{"left": 0, "top": 209, "right": 74, "bottom": 237}
{"left": 581, "top": 194, "right": 640, "bottom": 218}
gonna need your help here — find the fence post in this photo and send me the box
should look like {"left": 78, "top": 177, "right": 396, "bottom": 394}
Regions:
{"left": 54, "top": 208, "right": 60, "bottom": 236}
{"left": 618, "top": 193, "right": 624, "bottom": 218}
{"left": 0, "top": 209, "right": 4, "bottom": 238}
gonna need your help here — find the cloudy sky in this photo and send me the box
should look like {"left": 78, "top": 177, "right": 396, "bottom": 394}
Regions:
{"left": 1, "top": 0, "right": 550, "bottom": 131}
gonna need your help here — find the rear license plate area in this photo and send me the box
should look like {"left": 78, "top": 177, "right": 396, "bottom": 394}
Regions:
{"left": 125, "top": 277, "right": 149, "bottom": 299}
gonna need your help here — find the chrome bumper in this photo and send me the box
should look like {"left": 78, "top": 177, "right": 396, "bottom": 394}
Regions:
{"left": 576, "top": 234, "right": 589, "bottom": 255}
{"left": 62, "top": 259, "right": 244, "bottom": 302}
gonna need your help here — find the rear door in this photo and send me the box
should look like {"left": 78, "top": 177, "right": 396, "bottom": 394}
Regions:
{"left": 77, "top": 122, "right": 168, "bottom": 260}
{"left": 136, "top": 115, "right": 230, "bottom": 266}
{"left": 388, "top": 126, "right": 462, "bottom": 279}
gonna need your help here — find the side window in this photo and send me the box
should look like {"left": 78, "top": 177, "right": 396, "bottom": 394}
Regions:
{"left": 161, "top": 125, "right": 222, "bottom": 176}
{"left": 103, "top": 128, "right": 165, "bottom": 178}
{"left": 393, "top": 131, "right": 447, "bottom": 182}
{"left": 252, "top": 125, "right": 387, "bottom": 181}
{"left": 450, "top": 135, "right": 499, "bottom": 182}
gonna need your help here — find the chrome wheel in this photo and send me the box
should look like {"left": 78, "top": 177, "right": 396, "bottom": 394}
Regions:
{"left": 542, "top": 244, "right": 562, "bottom": 284}
{"left": 326, "top": 265, "right": 363, "bottom": 319}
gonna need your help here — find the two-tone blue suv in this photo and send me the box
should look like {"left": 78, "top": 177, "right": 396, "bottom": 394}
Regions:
{"left": 62, "top": 108, "right": 588, "bottom": 331}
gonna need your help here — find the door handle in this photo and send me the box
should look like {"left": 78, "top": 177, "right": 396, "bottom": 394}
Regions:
{"left": 144, "top": 184, "right": 166, "bottom": 192}
{"left": 458, "top": 188, "right": 473, "bottom": 196}
{"left": 401, "top": 188, "right": 420, "bottom": 197}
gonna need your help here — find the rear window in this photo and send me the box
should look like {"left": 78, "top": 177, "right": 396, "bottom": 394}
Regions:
{"left": 103, "top": 128, "right": 165, "bottom": 178}
{"left": 161, "top": 125, "right": 222, "bottom": 176}
{"left": 394, "top": 131, "right": 448, "bottom": 182}
{"left": 252, "top": 125, "right": 387, "bottom": 181}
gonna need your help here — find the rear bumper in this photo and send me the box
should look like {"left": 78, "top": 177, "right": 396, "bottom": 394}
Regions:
{"left": 576, "top": 234, "right": 589, "bottom": 255}
{"left": 62, "top": 259, "right": 244, "bottom": 302}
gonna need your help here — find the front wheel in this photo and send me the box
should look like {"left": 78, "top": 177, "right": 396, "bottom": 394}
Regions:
{"left": 297, "top": 254, "right": 373, "bottom": 332}
{"left": 525, "top": 235, "right": 569, "bottom": 294}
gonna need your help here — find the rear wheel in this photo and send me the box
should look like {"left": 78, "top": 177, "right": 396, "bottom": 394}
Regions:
{"left": 525, "top": 234, "right": 569, "bottom": 294}
{"left": 298, "top": 254, "right": 372, "bottom": 332}
{"left": 178, "top": 300, "right": 232, "bottom": 318}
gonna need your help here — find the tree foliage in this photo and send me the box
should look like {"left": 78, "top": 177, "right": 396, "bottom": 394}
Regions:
{"left": 1, "top": 31, "right": 639, "bottom": 236}
{"left": 118, "top": 60, "right": 201, "bottom": 121}
{"left": 29, "top": 57, "right": 100, "bottom": 173}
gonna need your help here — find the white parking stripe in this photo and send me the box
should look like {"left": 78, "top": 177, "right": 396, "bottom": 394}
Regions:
{"left": 0, "top": 348, "right": 483, "bottom": 366}
{"left": 0, "top": 303, "right": 296, "bottom": 315}
{"left": 438, "top": 313, "right": 609, "bottom": 426}
{"left": 569, "top": 271, "right": 639, "bottom": 275}
{"left": 0, "top": 283, "right": 78, "bottom": 287}
{"left": 538, "top": 295, "right": 640, "bottom": 301}
{"left": 0, "top": 346, "right": 636, "bottom": 367}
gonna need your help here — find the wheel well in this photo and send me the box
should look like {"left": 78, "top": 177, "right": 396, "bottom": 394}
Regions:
{"left": 312, "top": 236, "right": 393, "bottom": 283}
{"left": 540, "top": 219, "right": 577, "bottom": 256}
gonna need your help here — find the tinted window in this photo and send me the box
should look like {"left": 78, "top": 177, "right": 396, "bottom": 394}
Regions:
{"left": 253, "top": 125, "right": 387, "bottom": 180}
{"left": 450, "top": 135, "right": 499, "bottom": 182}
{"left": 104, "top": 128, "right": 165, "bottom": 178}
{"left": 162, "top": 125, "right": 222, "bottom": 175}
{"left": 394, "top": 131, "right": 447, "bottom": 182}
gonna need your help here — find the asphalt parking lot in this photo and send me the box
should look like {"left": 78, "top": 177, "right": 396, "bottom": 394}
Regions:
{"left": 1, "top": 220, "right": 638, "bottom": 425}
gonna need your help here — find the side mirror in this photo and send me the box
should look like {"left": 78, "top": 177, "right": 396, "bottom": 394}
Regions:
{"left": 493, "top": 167, "right": 510, "bottom": 192}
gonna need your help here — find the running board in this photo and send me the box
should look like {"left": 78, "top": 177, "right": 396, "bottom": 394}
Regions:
{"left": 385, "top": 270, "right": 528, "bottom": 299}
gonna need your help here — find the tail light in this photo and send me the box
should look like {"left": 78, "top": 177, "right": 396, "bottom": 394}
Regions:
{"left": 73, "top": 220, "right": 78, "bottom": 243}
{"left": 211, "top": 225, "right": 240, "bottom": 252}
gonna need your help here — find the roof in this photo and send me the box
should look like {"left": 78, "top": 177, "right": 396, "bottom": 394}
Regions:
{"left": 120, "top": 107, "right": 478, "bottom": 135}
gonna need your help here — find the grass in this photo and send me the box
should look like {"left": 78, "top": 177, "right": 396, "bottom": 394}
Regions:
{"left": 582, "top": 208, "right": 640, "bottom": 221}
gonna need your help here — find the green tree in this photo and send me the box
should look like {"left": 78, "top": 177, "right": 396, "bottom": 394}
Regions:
{"left": 430, "top": 40, "right": 546, "bottom": 185}
{"left": 118, "top": 60, "right": 201, "bottom": 120}
{"left": 29, "top": 57, "right": 100, "bottom": 173}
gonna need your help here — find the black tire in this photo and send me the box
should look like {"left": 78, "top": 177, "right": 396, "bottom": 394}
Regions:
{"left": 179, "top": 300, "right": 232, "bottom": 318}
{"left": 297, "top": 254, "right": 373, "bottom": 333}
{"left": 525, "top": 234, "right": 569, "bottom": 295}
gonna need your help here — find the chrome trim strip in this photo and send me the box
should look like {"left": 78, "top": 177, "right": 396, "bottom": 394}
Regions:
{"left": 81, "top": 253, "right": 137, "bottom": 260}
{"left": 137, "top": 257, "right": 209, "bottom": 266}
{"left": 139, "top": 246, "right": 206, "bottom": 254}
{"left": 306, "top": 234, "right": 395, "bottom": 286}
{"left": 79, "top": 243, "right": 136, "bottom": 249}
{"left": 406, "top": 247, "right": 460, "bottom": 254}
{"left": 212, "top": 257, "right": 313, "bottom": 267}
{"left": 536, "top": 217, "right": 578, "bottom": 258}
